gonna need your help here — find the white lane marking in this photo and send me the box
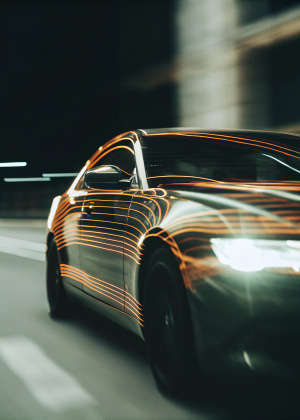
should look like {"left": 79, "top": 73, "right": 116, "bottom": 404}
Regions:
{"left": 0, "top": 236, "right": 45, "bottom": 261}
{"left": 0, "top": 236, "right": 45, "bottom": 252}
{"left": 0, "top": 336, "right": 96, "bottom": 412}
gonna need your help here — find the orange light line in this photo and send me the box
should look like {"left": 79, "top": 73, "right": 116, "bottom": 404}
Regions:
{"left": 57, "top": 240, "right": 141, "bottom": 264}
{"left": 149, "top": 132, "right": 300, "bottom": 159}
{"left": 61, "top": 265, "right": 142, "bottom": 317}
{"left": 61, "top": 265, "right": 142, "bottom": 310}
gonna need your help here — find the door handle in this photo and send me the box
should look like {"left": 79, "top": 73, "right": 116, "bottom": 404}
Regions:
{"left": 84, "top": 202, "right": 94, "bottom": 215}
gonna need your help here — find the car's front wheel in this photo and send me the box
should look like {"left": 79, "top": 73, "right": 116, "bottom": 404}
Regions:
{"left": 46, "top": 239, "right": 68, "bottom": 318}
{"left": 143, "top": 246, "right": 194, "bottom": 394}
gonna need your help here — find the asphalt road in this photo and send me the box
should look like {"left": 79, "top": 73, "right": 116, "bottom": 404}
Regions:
{"left": 0, "top": 219, "right": 299, "bottom": 420}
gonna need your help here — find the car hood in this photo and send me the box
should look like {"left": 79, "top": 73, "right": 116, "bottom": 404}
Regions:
{"left": 163, "top": 183, "right": 300, "bottom": 238}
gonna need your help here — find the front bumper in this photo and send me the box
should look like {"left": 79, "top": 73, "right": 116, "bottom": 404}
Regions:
{"left": 187, "top": 266, "right": 300, "bottom": 377}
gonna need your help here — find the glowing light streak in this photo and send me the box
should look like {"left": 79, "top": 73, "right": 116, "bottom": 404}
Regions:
{"left": 81, "top": 191, "right": 171, "bottom": 226}
{"left": 147, "top": 174, "right": 220, "bottom": 183}
{"left": 53, "top": 219, "right": 82, "bottom": 238}
{"left": 90, "top": 145, "right": 134, "bottom": 170}
{"left": 57, "top": 240, "right": 141, "bottom": 264}
{"left": 167, "top": 218, "right": 293, "bottom": 230}
{"left": 178, "top": 237, "right": 210, "bottom": 244}
{"left": 183, "top": 245, "right": 214, "bottom": 254}
{"left": 60, "top": 265, "right": 142, "bottom": 318}
{"left": 81, "top": 197, "right": 157, "bottom": 226}
{"left": 88, "top": 134, "right": 136, "bottom": 168}
{"left": 141, "top": 229, "right": 191, "bottom": 288}
{"left": 171, "top": 226, "right": 300, "bottom": 236}
{"left": 54, "top": 225, "right": 139, "bottom": 249}
{"left": 53, "top": 198, "right": 72, "bottom": 217}
{"left": 78, "top": 232, "right": 138, "bottom": 252}
{"left": 275, "top": 209, "right": 300, "bottom": 215}
{"left": 52, "top": 208, "right": 80, "bottom": 227}
{"left": 90, "top": 211, "right": 149, "bottom": 232}
{"left": 57, "top": 232, "right": 140, "bottom": 259}
{"left": 43, "top": 173, "right": 78, "bottom": 178}
{"left": 260, "top": 203, "right": 300, "bottom": 209}
{"left": 4, "top": 177, "right": 50, "bottom": 182}
{"left": 80, "top": 217, "right": 144, "bottom": 237}
{"left": 83, "top": 203, "right": 153, "bottom": 228}
{"left": 155, "top": 180, "right": 300, "bottom": 193}
{"left": 80, "top": 223, "right": 140, "bottom": 241}
{"left": 242, "top": 197, "right": 286, "bottom": 204}
{"left": 149, "top": 132, "right": 300, "bottom": 159}
{"left": 52, "top": 210, "right": 82, "bottom": 231}
{"left": 0, "top": 162, "right": 27, "bottom": 167}
{"left": 88, "top": 292, "right": 143, "bottom": 326}
{"left": 67, "top": 161, "right": 89, "bottom": 195}
{"left": 61, "top": 268, "right": 125, "bottom": 307}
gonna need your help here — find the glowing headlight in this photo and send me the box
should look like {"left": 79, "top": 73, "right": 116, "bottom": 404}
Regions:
{"left": 210, "top": 238, "right": 300, "bottom": 272}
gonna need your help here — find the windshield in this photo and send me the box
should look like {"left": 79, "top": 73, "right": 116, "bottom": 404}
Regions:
{"left": 142, "top": 134, "right": 300, "bottom": 189}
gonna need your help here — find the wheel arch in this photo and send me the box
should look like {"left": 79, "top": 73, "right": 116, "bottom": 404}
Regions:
{"left": 46, "top": 231, "right": 55, "bottom": 259}
{"left": 137, "top": 227, "right": 189, "bottom": 309}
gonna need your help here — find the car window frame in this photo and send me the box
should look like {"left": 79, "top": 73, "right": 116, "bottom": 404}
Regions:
{"left": 73, "top": 135, "right": 146, "bottom": 191}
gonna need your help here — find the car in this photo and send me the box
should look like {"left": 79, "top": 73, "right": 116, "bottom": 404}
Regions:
{"left": 46, "top": 128, "right": 300, "bottom": 392}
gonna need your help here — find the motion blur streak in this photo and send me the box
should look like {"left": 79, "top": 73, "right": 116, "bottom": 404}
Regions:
{"left": 0, "top": 162, "right": 27, "bottom": 167}
{"left": 0, "top": 336, "right": 95, "bottom": 412}
{"left": 4, "top": 177, "right": 51, "bottom": 182}
{"left": 43, "top": 173, "right": 78, "bottom": 178}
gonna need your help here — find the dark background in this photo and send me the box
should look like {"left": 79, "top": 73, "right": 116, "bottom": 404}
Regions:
{"left": 0, "top": 0, "right": 175, "bottom": 217}
{"left": 1, "top": 0, "right": 175, "bottom": 174}
{"left": 1, "top": 0, "right": 300, "bottom": 217}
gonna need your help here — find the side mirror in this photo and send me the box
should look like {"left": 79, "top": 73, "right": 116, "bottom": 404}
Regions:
{"left": 84, "top": 165, "right": 131, "bottom": 190}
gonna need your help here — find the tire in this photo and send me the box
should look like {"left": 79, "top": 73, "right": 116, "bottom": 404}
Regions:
{"left": 143, "top": 246, "right": 194, "bottom": 394}
{"left": 46, "top": 239, "right": 68, "bottom": 318}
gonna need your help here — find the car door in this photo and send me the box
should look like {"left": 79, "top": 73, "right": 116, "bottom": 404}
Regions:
{"left": 79, "top": 137, "right": 137, "bottom": 311}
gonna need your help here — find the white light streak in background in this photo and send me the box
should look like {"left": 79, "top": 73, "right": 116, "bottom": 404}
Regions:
{"left": 42, "top": 173, "right": 78, "bottom": 177}
{"left": 0, "top": 162, "right": 27, "bottom": 167}
{"left": 4, "top": 177, "right": 51, "bottom": 182}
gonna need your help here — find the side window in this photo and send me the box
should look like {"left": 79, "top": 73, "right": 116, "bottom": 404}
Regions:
{"left": 95, "top": 140, "right": 135, "bottom": 178}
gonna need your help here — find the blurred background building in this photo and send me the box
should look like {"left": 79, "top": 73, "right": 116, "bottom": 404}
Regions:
{"left": 1, "top": 0, "right": 300, "bottom": 218}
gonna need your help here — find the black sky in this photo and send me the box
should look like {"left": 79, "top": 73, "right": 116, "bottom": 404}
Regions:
{"left": 1, "top": 1, "right": 120, "bottom": 175}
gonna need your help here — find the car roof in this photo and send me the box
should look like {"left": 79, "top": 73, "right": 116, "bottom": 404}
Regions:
{"left": 138, "top": 127, "right": 300, "bottom": 140}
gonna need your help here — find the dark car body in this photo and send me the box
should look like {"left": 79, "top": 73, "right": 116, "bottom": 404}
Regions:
{"left": 46, "top": 128, "right": 300, "bottom": 389}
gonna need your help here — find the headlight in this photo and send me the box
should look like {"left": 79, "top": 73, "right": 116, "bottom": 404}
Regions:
{"left": 210, "top": 238, "right": 300, "bottom": 272}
